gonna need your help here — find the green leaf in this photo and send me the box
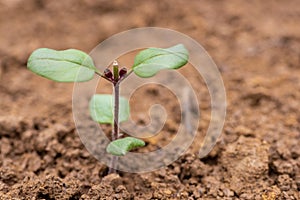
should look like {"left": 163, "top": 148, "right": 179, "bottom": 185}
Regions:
{"left": 89, "top": 94, "right": 129, "bottom": 124}
{"left": 106, "top": 137, "right": 145, "bottom": 156}
{"left": 132, "top": 44, "right": 189, "bottom": 78}
{"left": 27, "top": 48, "right": 97, "bottom": 82}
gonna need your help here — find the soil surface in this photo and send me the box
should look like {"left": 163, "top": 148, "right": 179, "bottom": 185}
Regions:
{"left": 1, "top": 0, "right": 300, "bottom": 199}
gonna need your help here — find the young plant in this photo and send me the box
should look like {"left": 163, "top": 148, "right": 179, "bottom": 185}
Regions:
{"left": 27, "top": 44, "right": 189, "bottom": 171}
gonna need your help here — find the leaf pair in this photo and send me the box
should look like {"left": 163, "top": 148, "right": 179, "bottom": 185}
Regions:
{"left": 27, "top": 44, "right": 189, "bottom": 81}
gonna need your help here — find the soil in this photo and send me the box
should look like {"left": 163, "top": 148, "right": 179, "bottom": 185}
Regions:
{"left": 0, "top": 0, "right": 300, "bottom": 199}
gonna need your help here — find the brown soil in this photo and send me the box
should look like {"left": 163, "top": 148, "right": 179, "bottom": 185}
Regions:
{"left": 1, "top": 0, "right": 300, "bottom": 199}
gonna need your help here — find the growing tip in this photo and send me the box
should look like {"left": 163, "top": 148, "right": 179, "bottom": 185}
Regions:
{"left": 113, "top": 60, "right": 119, "bottom": 67}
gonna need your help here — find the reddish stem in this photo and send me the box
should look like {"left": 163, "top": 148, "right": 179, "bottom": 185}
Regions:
{"left": 95, "top": 63, "right": 131, "bottom": 174}
{"left": 112, "top": 83, "right": 120, "bottom": 141}
{"left": 108, "top": 82, "right": 120, "bottom": 174}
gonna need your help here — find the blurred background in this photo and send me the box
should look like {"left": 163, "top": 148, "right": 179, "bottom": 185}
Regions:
{"left": 0, "top": 0, "right": 299, "bottom": 199}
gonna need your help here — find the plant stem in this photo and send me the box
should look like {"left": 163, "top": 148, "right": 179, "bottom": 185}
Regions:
{"left": 95, "top": 71, "right": 112, "bottom": 82}
{"left": 108, "top": 61, "right": 120, "bottom": 174}
{"left": 112, "top": 83, "right": 120, "bottom": 141}
{"left": 108, "top": 156, "right": 117, "bottom": 174}
{"left": 95, "top": 62, "right": 134, "bottom": 174}
{"left": 108, "top": 83, "right": 120, "bottom": 174}
{"left": 108, "top": 82, "right": 120, "bottom": 174}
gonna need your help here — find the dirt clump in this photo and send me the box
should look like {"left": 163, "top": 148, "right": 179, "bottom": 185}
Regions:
{"left": 1, "top": 0, "right": 300, "bottom": 199}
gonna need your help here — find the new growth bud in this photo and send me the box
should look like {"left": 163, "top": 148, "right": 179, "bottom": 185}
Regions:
{"left": 113, "top": 60, "right": 119, "bottom": 67}
{"left": 104, "top": 68, "right": 113, "bottom": 79}
{"left": 119, "top": 67, "right": 127, "bottom": 79}
{"left": 113, "top": 60, "right": 119, "bottom": 81}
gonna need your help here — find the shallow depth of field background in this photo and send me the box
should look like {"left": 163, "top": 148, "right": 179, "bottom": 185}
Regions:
{"left": 0, "top": 0, "right": 299, "bottom": 199}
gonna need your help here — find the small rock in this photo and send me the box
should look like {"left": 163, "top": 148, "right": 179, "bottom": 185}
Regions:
{"left": 273, "top": 160, "right": 294, "bottom": 175}
{"left": 0, "top": 138, "right": 11, "bottom": 156}
{"left": 261, "top": 185, "right": 281, "bottom": 200}
{"left": 277, "top": 174, "right": 292, "bottom": 191}
{"left": 240, "top": 193, "right": 254, "bottom": 200}
{"left": 0, "top": 167, "right": 18, "bottom": 185}
{"left": 217, "top": 189, "right": 224, "bottom": 197}
{"left": 276, "top": 143, "right": 291, "bottom": 159}
{"left": 223, "top": 188, "right": 235, "bottom": 197}
{"left": 20, "top": 153, "right": 42, "bottom": 172}
{"left": 115, "top": 185, "right": 126, "bottom": 193}
{"left": 180, "top": 191, "right": 189, "bottom": 198}
{"left": 164, "top": 189, "right": 172, "bottom": 195}
{"left": 295, "top": 175, "right": 300, "bottom": 190}
{"left": 0, "top": 116, "right": 27, "bottom": 137}
{"left": 234, "top": 125, "right": 254, "bottom": 136}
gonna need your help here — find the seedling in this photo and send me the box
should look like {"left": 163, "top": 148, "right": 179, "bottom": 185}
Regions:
{"left": 27, "top": 44, "right": 189, "bottom": 172}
